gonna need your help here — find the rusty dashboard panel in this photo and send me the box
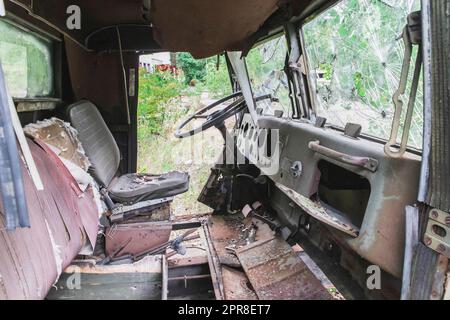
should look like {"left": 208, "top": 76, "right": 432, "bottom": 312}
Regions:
{"left": 276, "top": 183, "right": 360, "bottom": 237}
{"left": 0, "top": 138, "right": 99, "bottom": 299}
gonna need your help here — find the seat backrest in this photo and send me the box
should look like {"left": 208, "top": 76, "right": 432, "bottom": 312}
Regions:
{"left": 67, "top": 100, "right": 120, "bottom": 187}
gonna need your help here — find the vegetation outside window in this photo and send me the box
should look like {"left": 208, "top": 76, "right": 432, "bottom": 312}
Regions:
{"left": 246, "top": 34, "right": 292, "bottom": 118}
{"left": 303, "top": 0, "right": 423, "bottom": 149}
{"left": 0, "top": 19, "right": 54, "bottom": 98}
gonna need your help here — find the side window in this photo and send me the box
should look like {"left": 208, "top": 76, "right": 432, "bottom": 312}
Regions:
{"left": 303, "top": 0, "right": 422, "bottom": 149}
{"left": 0, "top": 19, "right": 54, "bottom": 98}
{"left": 246, "top": 35, "right": 292, "bottom": 118}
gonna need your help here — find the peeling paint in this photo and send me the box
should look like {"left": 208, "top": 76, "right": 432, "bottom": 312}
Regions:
{"left": 44, "top": 218, "right": 63, "bottom": 281}
{"left": 0, "top": 138, "right": 99, "bottom": 299}
{"left": 444, "top": 271, "right": 450, "bottom": 300}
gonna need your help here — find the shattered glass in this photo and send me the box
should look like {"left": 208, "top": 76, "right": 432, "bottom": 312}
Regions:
{"left": 303, "top": 0, "right": 423, "bottom": 149}
{"left": 246, "top": 35, "right": 292, "bottom": 118}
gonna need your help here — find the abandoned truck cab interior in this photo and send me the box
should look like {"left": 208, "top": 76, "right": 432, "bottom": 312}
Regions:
{"left": 0, "top": 0, "right": 449, "bottom": 301}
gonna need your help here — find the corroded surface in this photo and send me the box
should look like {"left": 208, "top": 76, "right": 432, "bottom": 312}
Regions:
{"left": 105, "top": 222, "right": 172, "bottom": 257}
{"left": 205, "top": 214, "right": 335, "bottom": 300}
{"left": 0, "top": 138, "right": 98, "bottom": 299}
{"left": 222, "top": 266, "right": 258, "bottom": 300}
{"left": 277, "top": 183, "right": 359, "bottom": 237}
{"left": 236, "top": 237, "right": 333, "bottom": 300}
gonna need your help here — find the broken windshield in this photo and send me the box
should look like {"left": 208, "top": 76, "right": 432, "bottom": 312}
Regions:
{"left": 246, "top": 35, "right": 292, "bottom": 118}
{"left": 303, "top": 0, "right": 423, "bottom": 149}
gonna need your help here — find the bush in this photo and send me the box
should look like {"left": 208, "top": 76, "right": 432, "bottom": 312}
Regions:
{"left": 176, "top": 52, "right": 207, "bottom": 84}
{"left": 203, "top": 56, "right": 232, "bottom": 98}
{"left": 138, "top": 54, "right": 233, "bottom": 142}
{"left": 138, "top": 68, "right": 183, "bottom": 136}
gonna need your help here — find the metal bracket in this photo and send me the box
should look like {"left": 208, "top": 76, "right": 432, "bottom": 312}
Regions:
{"left": 384, "top": 11, "right": 422, "bottom": 158}
{"left": 344, "top": 123, "right": 362, "bottom": 139}
{"left": 424, "top": 208, "right": 450, "bottom": 259}
{"left": 314, "top": 116, "right": 327, "bottom": 128}
{"left": 309, "top": 141, "right": 379, "bottom": 172}
{"left": 110, "top": 197, "right": 173, "bottom": 223}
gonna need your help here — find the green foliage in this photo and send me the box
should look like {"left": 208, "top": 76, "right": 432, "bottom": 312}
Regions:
{"left": 173, "top": 53, "right": 232, "bottom": 98}
{"left": 177, "top": 52, "right": 207, "bottom": 84}
{"left": 0, "top": 19, "right": 53, "bottom": 98}
{"left": 138, "top": 69, "right": 183, "bottom": 137}
{"left": 203, "top": 56, "right": 232, "bottom": 98}
{"left": 138, "top": 54, "right": 233, "bottom": 141}
{"left": 319, "top": 62, "right": 333, "bottom": 81}
{"left": 353, "top": 72, "right": 366, "bottom": 98}
{"left": 304, "top": 0, "right": 411, "bottom": 105}
{"left": 246, "top": 38, "right": 287, "bottom": 89}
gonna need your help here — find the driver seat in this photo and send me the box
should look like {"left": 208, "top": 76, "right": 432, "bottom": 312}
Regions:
{"left": 66, "top": 100, "right": 189, "bottom": 205}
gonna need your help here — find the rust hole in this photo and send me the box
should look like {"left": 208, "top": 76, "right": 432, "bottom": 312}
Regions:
{"left": 241, "top": 279, "right": 254, "bottom": 292}
{"left": 432, "top": 224, "right": 447, "bottom": 238}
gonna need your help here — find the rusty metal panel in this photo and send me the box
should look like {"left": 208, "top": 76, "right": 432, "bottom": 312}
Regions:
{"left": 0, "top": 138, "right": 99, "bottom": 299}
{"left": 202, "top": 215, "right": 276, "bottom": 300}
{"left": 276, "top": 183, "right": 359, "bottom": 237}
{"left": 105, "top": 222, "right": 172, "bottom": 256}
{"left": 222, "top": 266, "right": 258, "bottom": 300}
{"left": 236, "top": 236, "right": 333, "bottom": 300}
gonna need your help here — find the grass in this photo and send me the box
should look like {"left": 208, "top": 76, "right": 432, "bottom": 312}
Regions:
{"left": 137, "top": 62, "right": 233, "bottom": 216}
{"left": 137, "top": 93, "right": 224, "bottom": 216}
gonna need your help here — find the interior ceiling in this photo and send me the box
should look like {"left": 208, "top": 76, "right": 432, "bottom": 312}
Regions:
{"left": 10, "top": 0, "right": 315, "bottom": 58}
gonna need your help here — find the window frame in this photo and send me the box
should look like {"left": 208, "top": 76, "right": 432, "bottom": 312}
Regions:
{"left": 243, "top": 31, "right": 301, "bottom": 120}
{"left": 0, "top": 16, "right": 62, "bottom": 104}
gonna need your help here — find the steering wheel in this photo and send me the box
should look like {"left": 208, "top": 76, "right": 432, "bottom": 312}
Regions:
{"left": 175, "top": 92, "right": 275, "bottom": 138}
{"left": 175, "top": 92, "right": 245, "bottom": 138}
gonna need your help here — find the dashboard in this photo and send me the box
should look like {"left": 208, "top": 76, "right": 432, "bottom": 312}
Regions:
{"left": 236, "top": 113, "right": 422, "bottom": 277}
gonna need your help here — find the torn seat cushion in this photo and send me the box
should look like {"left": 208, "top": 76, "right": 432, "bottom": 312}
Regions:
{"left": 109, "top": 172, "right": 189, "bottom": 204}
